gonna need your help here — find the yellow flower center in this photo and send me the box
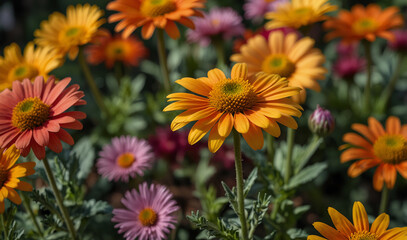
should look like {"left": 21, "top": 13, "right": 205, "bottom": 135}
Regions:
{"left": 106, "top": 41, "right": 129, "bottom": 60}
{"left": 9, "top": 64, "right": 39, "bottom": 81}
{"left": 138, "top": 207, "right": 158, "bottom": 226}
{"left": 352, "top": 18, "right": 378, "bottom": 35}
{"left": 59, "top": 26, "right": 85, "bottom": 44}
{"left": 0, "top": 170, "right": 8, "bottom": 188}
{"left": 293, "top": 7, "right": 314, "bottom": 17}
{"left": 350, "top": 231, "right": 378, "bottom": 240}
{"left": 209, "top": 78, "right": 257, "bottom": 114}
{"left": 262, "top": 54, "right": 296, "bottom": 78}
{"left": 116, "top": 153, "right": 135, "bottom": 168}
{"left": 12, "top": 97, "right": 50, "bottom": 131}
{"left": 373, "top": 134, "right": 407, "bottom": 164}
{"left": 140, "top": 0, "right": 177, "bottom": 17}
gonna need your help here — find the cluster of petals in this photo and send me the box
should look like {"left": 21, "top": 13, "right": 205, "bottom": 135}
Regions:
{"left": 187, "top": 7, "right": 244, "bottom": 47}
{"left": 309, "top": 201, "right": 407, "bottom": 240}
{"left": 0, "top": 145, "right": 35, "bottom": 213}
{"left": 340, "top": 116, "right": 407, "bottom": 191}
{"left": 0, "top": 76, "right": 86, "bottom": 160}
{"left": 164, "top": 63, "right": 303, "bottom": 153}
{"left": 324, "top": 4, "right": 404, "bottom": 43}
{"left": 112, "top": 182, "right": 179, "bottom": 240}
{"left": 107, "top": 0, "right": 205, "bottom": 39}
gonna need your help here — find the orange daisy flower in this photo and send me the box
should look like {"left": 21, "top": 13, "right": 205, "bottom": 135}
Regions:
{"left": 309, "top": 201, "right": 407, "bottom": 240}
{"left": 0, "top": 145, "right": 36, "bottom": 214}
{"left": 107, "top": 0, "right": 205, "bottom": 39}
{"left": 0, "top": 76, "right": 86, "bottom": 160}
{"left": 164, "top": 63, "right": 303, "bottom": 153}
{"left": 324, "top": 4, "right": 404, "bottom": 43}
{"left": 341, "top": 116, "right": 407, "bottom": 191}
{"left": 231, "top": 31, "right": 326, "bottom": 103}
{"left": 85, "top": 29, "right": 148, "bottom": 68}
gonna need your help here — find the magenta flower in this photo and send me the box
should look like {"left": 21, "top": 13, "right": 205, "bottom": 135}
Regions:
{"left": 389, "top": 29, "right": 407, "bottom": 53}
{"left": 333, "top": 56, "right": 365, "bottom": 79}
{"left": 244, "top": 0, "right": 288, "bottom": 22}
{"left": 187, "top": 8, "right": 244, "bottom": 47}
{"left": 112, "top": 183, "right": 179, "bottom": 240}
{"left": 97, "top": 136, "right": 153, "bottom": 182}
{"left": 308, "top": 105, "right": 335, "bottom": 137}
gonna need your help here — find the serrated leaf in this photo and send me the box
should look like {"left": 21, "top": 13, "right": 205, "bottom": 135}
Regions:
{"left": 70, "top": 137, "right": 95, "bottom": 180}
{"left": 221, "top": 182, "right": 238, "bottom": 213}
{"left": 285, "top": 163, "right": 327, "bottom": 190}
{"left": 293, "top": 137, "right": 323, "bottom": 174}
{"left": 244, "top": 168, "right": 258, "bottom": 197}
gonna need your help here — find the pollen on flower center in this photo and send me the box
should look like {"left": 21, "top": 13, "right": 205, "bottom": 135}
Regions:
{"left": 262, "top": 54, "right": 296, "bottom": 78}
{"left": 138, "top": 207, "right": 158, "bottom": 226}
{"left": 349, "top": 231, "right": 378, "bottom": 240}
{"left": 59, "top": 26, "right": 85, "bottom": 43}
{"left": 9, "top": 64, "right": 39, "bottom": 81}
{"left": 352, "top": 18, "right": 378, "bottom": 35}
{"left": 209, "top": 78, "right": 257, "bottom": 114}
{"left": 0, "top": 170, "right": 8, "bottom": 188}
{"left": 373, "top": 134, "right": 407, "bottom": 164}
{"left": 12, "top": 97, "right": 50, "bottom": 131}
{"left": 140, "top": 0, "right": 177, "bottom": 17}
{"left": 116, "top": 153, "right": 135, "bottom": 168}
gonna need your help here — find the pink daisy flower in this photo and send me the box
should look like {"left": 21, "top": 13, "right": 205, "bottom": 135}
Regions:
{"left": 244, "top": 0, "right": 288, "bottom": 22}
{"left": 97, "top": 136, "right": 154, "bottom": 182}
{"left": 0, "top": 76, "right": 86, "bottom": 160}
{"left": 112, "top": 182, "right": 179, "bottom": 240}
{"left": 187, "top": 8, "right": 244, "bottom": 47}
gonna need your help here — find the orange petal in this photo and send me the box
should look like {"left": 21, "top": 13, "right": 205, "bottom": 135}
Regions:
{"left": 352, "top": 123, "right": 376, "bottom": 143}
{"left": 373, "top": 165, "right": 385, "bottom": 191}
{"left": 368, "top": 117, "right": 385, "bottom": 138}
{"left": 313, "top": 222, "right": 347, "bottom": 240}
{"left": 234, "top": 113, "right": 250, "bottom": 134}
{"left": 231, "top": 63, "right": 248, "bottom": 80}
{"left": 347, "top": 159, "right": 379, "bottom": 177}
{"left": 207, "top": 68, "right": 226, "bottom": 84}
{"left": 208, "top": 123, "right": 226, "bottom": 153}
{"left": 175, "top": 77, "right": 212, "bottom": 97}
{"left": 244, "top": 109, "right": 270, "bottom": 129}
{"left": 370, "top": 213, "right": 389, "bottom": 235}
{"left": 188, "top": 112, "right": 222, "bottom": 145}
{"left": 217, "top": 113, "right": 234, "bottom": 137}
{"left": 264, "top": 120, "right": 281, "bottom": 137}
{"left": 385, "top": 116, "right": 401, "bottom": 135}
{"left": 383, "top": 164, "right": 397, "bottom": 189}
{"left": 164, "top": 21, "right": 180, "bottom": 39}
{"left": 352, "top": 201, "right": 369, "bottom": 232}
{"left": 5, "top": 187, "right": 21, "bottom": 205}
{"left": 242, "top": 122, "right": 264, "bottom": 150}
{"left": 328, "top": 207, "right": 356, "bottom": 237}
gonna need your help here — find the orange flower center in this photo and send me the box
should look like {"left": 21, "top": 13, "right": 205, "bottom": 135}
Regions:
{"left": 209, "top": 78, "right": 257, "bottom": 114}
{"left": 12, "top": 97, "right": 50, "bottom": 131}
{"left": 373, "top": 134, "right": 407, "bottom": 164}
{"left": 106, "top": 41, "right": 130, "bottom": 60}
{"left": 138, "top": 207, "right": 158, "bottom": 226}
{"left": 59, "top": 26, "right": 85, "bottom": 44}
{"left": 352, "top": 18, "right": 378, "bottom": 35}
{"left": 140, "top": 0, "right": 177, "bottom": 17}
{"left": 9, "top": 64, "right": 39, "bottom": 81}
{"left": 0, "top": 170, "right": 8, "bottom": 188}
{"left": 349, "top": 231, "right": 378, "bottom": 240}
{"left": 262, "top": 54, "right": 296, "bottom": 78}
{"left": 116, "top": 153, "right": 135, "bottom": 168}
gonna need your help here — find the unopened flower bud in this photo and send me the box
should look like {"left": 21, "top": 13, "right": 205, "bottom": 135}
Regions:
{"left": 308, "top": 105, "right": 335, "bottom": 137}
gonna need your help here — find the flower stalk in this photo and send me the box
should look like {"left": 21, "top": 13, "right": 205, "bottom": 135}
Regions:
{"left": 285, "top": 128, "right": 295, "bottom": 183}
{"left": 362, "top": 40, "right": 373, "bottom": 115}
{"left": 157, "top": 29, "right": 172, "bottom": 93}
{"left": 266, "top": 134, "right": 275, "bottom": 167}
{"left": 232, "top": 129, "right": 249, "bottom": 240}
{"left": 42, "top": 157, "right": 77, "bottom": 240}
{"left": 379, "top": 185, "right": 389, "bottom": 214}
{"left": 21, "top": 193, "right": 44, "bottom": 237}
{"left": 0, "top": 214, "right": 7, "bottom": 240}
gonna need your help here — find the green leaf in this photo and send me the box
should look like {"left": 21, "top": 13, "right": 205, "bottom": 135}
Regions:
{"left": 284, "top": 162, "right": 327, "bottom": 190}
{"left": 293, "top": 137, "right": 323, "bottom": 174}
{"left": 221, "top": 182, "right": 238, "bottom": 213}
{"left": 70, "top": 137, "right": 95, "bottom": 181}
{"left": 286, "top": 228, "right": 308, "bottom": 239}
{"left": 243, "top": 168, "right": 258, "bottom": 197}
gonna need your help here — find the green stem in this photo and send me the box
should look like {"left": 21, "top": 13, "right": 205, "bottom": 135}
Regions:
{"left": 232, "top": 130, "right": 249, "bottom": 240}
{"left": 114, "top": 61, "right": 124, "bottom": 86}
{"left": 21, "top": 193, "right": 44, "bottom": 237}
{"left": 0, "top": 214, "right": 8, "bottom": 240}
{"left": 363, "top": 41, "right": 373, "bottom": 115}
{"left": 213, "top": 37, "right": 226, "bottom": 69}
{"left": 157, "top": 29, "right": 172, "bottom": 93}
{"left": 266, "top": 134, "right": 275, "bottom": 168}
{"left": 42, "top": 157, "right": 77, "bottom": 240}
{"left": 379, "top": 185, "right": 389, "bottom": 214}
{"left": 270, "top": 198, "right": 280, "bottom": 221}
{"left": 285, "top": 128, "right": 295, "bottom": 183}
{"left": 379, "top": 53, "right": 405, "bottom": 113}
{"left": 78, "top": 47, "right": 108, "bottom": 117}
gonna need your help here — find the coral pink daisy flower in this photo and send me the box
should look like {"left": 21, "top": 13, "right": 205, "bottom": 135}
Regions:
{"left": 97, "top": 136, "right": 154, "bottom": 182}
{"left": 0, "top": 76, "right": 86, "bottom": 160}
{"left": 112, "top": 182, "right": 179, "bottom": 240}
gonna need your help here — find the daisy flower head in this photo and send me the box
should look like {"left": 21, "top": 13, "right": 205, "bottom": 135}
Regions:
{"left": 0, "top": 145, "right": 36, "bottom": 213}
{"left": 341, "top": 116, "right": 407, "bottom": 191}
{"left": 85, "top": 29, "right": 148, "bottom": 68}
{"left": 164, "top": 63, "right": 303, "bottom": 153}
{"left": 244, "top": 0, "right": 288, "bottom": 22}
{"left": 0, "top": 42, "right": 62, "bottom": 92}
{"left": 97, "top": 136, "right": 154, "bottom": 182}
{"left": 309, "top": 201, "right": 407, "bottom": 240}
{"left": 265, "top": 0, "right": 337, "bottom": 30}
{"left": 324, "top": 4, "right": 404, "bottom": 43}
{"left": 231, "top": 31, "right": 326, "bottom": 103}
{"left": 112, "top": 182, "right": 179, "bottom": 240}
{"left": 107, "top": 0, "right": 205, "bottom": 40}
{"left": 34, "top": 4, "right": 104, "bottom": 60}
{"left": 187, "top": 8, "right": 244, "bottom": 47}
{"left": 0, "top": 76, "right": 86, "bottom": 160}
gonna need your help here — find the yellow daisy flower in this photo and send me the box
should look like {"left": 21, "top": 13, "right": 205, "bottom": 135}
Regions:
{"left": 309, "top": 201, "right": 407, "bottom": 240}
{"left": 231, "top": 31, "right": 326, "bottom": 103}
{"left": 0, "top": 145, "right": 36, "bottom": 213}
{"left": 265, "top": 0, "right": 337, "bottom": 30}
{"left": 164, "top": 63, "right": 303, "bottom": 153}
{"left": 34, "top": 4, "right": 105, "bottom": 60}
{"left": 0, "top": 42, "right": 62, "bottom": 92}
